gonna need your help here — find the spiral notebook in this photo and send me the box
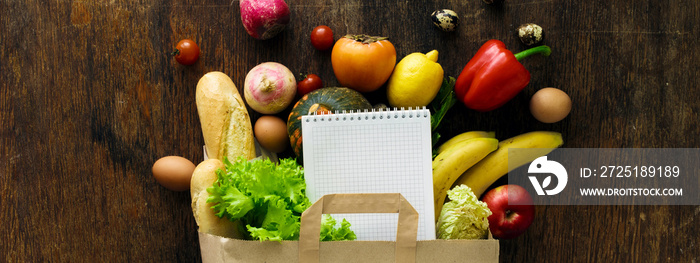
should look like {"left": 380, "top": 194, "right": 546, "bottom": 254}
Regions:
{"left": 301, "top": 108, "right": 436, "bottom": 241}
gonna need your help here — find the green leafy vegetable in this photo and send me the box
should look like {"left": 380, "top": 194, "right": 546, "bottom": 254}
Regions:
{"left": 436, "top": 185, "right": 492, "bottom": 240}
{"left": 320, "top": 215, "right": 357, "bottom": 241}
{"left": 207, "top": 157, "right": 356, "bottom": 242}
{"left": 430, "top": 76, "right": 458, "bottom": 157}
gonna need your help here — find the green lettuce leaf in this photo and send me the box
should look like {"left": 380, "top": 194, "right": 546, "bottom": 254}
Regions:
{"left": 247, "top": 196, "right": 301, "bottom": 241}
{"left": 207, "top": 169, "right": 255, "bottom": 220}
{"left": 207, "top": 157, "right": 355, "bottom": 242}
{"left": 319, "top": 215, "right": 357, "bottom": 241}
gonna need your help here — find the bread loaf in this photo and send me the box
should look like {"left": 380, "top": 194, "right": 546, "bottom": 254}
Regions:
{"left": 196, "top": 71, "right": 256, "bottom": 162}
{"left": 190, "top": 159, "right": 242, "bottom": 238}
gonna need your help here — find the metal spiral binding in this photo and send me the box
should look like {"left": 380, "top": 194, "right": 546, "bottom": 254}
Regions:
{"left": 304, "top": 106, "right": 429, "bottom": 122}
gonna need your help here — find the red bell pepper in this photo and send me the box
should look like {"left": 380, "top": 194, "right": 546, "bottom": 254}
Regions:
{"left": 455, "top": 40, "right": 552, "bottom": 112}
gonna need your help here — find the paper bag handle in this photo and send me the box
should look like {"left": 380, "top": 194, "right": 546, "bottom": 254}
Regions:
{"left": 299, "top": 193, "right": 419, "bottom": 263}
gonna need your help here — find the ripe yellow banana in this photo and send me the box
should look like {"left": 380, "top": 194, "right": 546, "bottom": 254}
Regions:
{"left": 433, "top": 137, "right": 499, "bottom": 220}
{"left": 436, "top": 131, "right": 496, "bottom": 154}
{"left": 452, "top": 131, "right": 564, "bottom": 198}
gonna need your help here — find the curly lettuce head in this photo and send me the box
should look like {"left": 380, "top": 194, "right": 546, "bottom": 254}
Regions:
{"left": 436, "top": 185, "right": 492, "bottom": 239}
{"left": 207, "top": 157, "right": 355, "bottom": 242}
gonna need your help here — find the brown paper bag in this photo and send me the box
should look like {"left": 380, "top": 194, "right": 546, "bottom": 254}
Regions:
{"left": 198, "top": 193, "right": 499, "bottom": 263}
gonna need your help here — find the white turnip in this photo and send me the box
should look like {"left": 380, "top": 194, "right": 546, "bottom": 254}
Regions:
{"left": 240, "top": 0, "right": 290, "bottom": 40}
{"left": 244, "top": 62, "right": 297, "bottom": 114}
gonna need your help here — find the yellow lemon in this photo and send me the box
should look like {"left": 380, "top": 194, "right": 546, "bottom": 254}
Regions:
{"left": 386, "top": 50, "right": 444, "bottom": 108}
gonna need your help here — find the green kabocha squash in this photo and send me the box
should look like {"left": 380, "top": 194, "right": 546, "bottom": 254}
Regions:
{"left": 287, "top": 87, "right": 372, "bottom": 162}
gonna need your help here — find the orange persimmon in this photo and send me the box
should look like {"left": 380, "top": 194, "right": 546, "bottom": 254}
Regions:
{"left": 331, "top": 34, "right": 396, "bottom": 93}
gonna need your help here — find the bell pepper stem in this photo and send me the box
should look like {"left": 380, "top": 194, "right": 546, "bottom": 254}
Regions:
{"left": 513, "top": 45, "right": 551, "bottom": 61}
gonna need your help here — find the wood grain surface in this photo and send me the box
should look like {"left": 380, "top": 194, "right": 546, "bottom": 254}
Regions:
{"left": 1, "top": 0, "right": 699, "bottom": 262}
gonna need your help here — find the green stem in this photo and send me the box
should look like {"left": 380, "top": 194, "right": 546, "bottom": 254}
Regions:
{"left": 513, "top": 45, "right": 551, "bottom": 61}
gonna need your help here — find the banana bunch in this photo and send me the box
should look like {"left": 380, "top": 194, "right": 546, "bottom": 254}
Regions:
{"left": 432, "top": 131, "right": 564, "bottom": 221}
{"left": 432, "top": 132, "right": 498, "bottom": 218}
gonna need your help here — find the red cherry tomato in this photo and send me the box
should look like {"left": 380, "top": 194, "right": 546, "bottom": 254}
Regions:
{"left": 297, "top": 74, "right": 323, "bottom": 96}
{"left": 173, "top": 39, "right": 200, "bottom": 65}
{"left": 310, "top": 26, "right": 334, "bottom": 51}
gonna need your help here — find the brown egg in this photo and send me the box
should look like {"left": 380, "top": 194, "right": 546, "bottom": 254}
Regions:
{"left": 254, "top": 115, "right": 289, "bottom": 153}
{"left": 530, "top": 87, "right": 572, "bottom": 123}
{"left": 152, "top": 156, "right": 196, "bottom": 191}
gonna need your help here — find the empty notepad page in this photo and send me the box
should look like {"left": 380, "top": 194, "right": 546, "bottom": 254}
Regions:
{"left": 302, "top": 109, "right": 436, "bottom": 241}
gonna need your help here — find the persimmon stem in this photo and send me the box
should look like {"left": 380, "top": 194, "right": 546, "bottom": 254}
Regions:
{"left": 343, "top": 34, "right": 389, "bottom": 44}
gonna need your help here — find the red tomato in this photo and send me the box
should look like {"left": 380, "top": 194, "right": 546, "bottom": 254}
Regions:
{"left": 173, "top": 39, "right": 200, "bottom": 65}
{"left": 297, "top": 74, "right": 323, "bottom": 96}
{"left": 310, "top": 26, "right": 334, "bottom": 51}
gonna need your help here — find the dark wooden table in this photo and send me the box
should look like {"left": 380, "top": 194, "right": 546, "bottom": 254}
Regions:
{"left": 2, "top": 0, "right": 698, "bottom": 262}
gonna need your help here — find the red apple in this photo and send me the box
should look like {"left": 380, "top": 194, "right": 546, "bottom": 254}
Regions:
{"left": 481, "top": 184, "right": 535, "bottom": 239}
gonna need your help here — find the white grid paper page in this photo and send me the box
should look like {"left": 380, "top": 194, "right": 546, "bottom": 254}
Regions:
{"left": 302, "top": 109, "right": 436, "bottom": 241}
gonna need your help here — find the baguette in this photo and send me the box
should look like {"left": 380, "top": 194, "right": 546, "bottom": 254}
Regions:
{"left": 196, "top": 71, "right": 256, "bottom": 162}
{"left": 190, "top": 159, "right": 242, "bottom": 238}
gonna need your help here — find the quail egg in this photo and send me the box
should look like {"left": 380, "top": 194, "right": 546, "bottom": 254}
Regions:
{"left": 431, "top": 9, "right": 460, "bottom": 32}
{"left": 517, "top": 23, "right": 545, "bottom": 46}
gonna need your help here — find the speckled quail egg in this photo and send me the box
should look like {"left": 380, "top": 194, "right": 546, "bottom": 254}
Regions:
{"left": 517, "top": 23, "right": 545, "bottom": 46}
{"left": 431, "top": 9, "right": 460, "bottom": 32}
